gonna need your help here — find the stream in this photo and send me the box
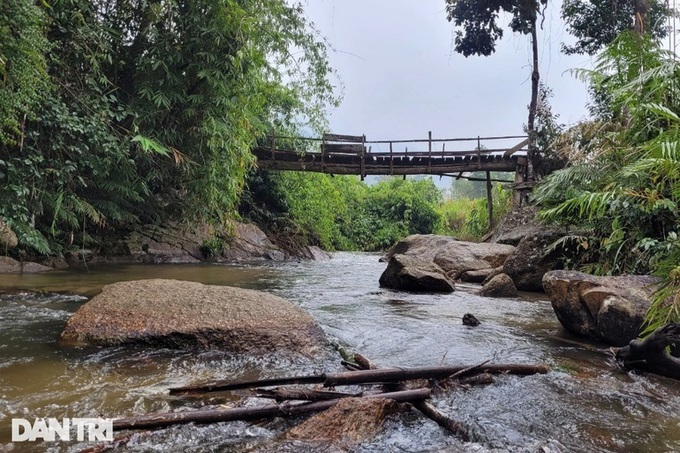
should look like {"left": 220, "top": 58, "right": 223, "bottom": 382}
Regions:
{"left": 1, "top": 252, "right": 680, "bottom": 452}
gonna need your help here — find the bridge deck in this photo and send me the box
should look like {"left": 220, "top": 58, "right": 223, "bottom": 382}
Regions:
{"left": 252, "top": 133, "right": 528, "bottom": 177}
{"left": 252, "top": 147, "right": 525, "bottom": 175}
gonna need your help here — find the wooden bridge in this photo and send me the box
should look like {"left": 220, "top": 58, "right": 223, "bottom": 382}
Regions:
{"left": 252, "top": 132, "right": 530, "bottom": 181}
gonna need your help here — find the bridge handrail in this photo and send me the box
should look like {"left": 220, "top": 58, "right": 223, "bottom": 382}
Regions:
{"left": 268, "top": 134, "right": 527, "bottom": 144}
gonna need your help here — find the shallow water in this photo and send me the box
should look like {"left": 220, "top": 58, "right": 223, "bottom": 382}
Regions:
{"left": 1, "top": 253, "right": 680, "bottom": 452}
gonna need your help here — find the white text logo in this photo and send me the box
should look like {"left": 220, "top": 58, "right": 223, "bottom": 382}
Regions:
{"left": 11, "top": 418, "right": 113, "bottom": 442}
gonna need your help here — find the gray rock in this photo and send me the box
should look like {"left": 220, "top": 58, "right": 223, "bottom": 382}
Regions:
{"left": 383, "top": 234, "right": 515, "bottom": 281}
{"left": 0, "top": 219, "right": 18, "bottom": 249}
{"left": 60, "top": 279, "right": 327, "bottom": 354}
{"left": 0, "top": 256, "right": 52, "bottom": 274}
{"left": 478, "top": 273, "right": 519, "bottom": 298}
{"left": 379, "top": 254, "right": 455, "bottom": 292}
{"left": 461, "top": 267, "right": 501, "bottom": 283}
{"left": 543, "top": 270, "right": 658, "bottom": 346}
{"left": 502, "top": 229, "right": 566, "bottom": 292}
{"left": 221, "top": 222, "right": 286, "bottom": 261}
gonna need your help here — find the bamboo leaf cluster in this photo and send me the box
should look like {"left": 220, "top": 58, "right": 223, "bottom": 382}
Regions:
{"left": 0, "top": 0, "right": 337, "bottom": 254}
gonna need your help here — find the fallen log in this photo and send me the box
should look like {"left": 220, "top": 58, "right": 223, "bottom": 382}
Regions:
{"left": 114, "top": 388, "right": 431, "bottom": 432}
{"left": 254, "top": 387, "right": 360, "bottom": 402}
{"left": 322, "top": 364, "right": 549, "bottom": 387}
{"left": 169, "top": 363, "right": 548, "bottom": 396}
{"left": 169, "top": 375, "right": 324, "bottom": 396}
{"left": 614, "top": 323, "right": 680, "bottom": 380}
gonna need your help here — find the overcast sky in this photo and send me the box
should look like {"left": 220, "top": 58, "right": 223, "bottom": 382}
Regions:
{"left": 303, "top": 0, "right": 593, "bottom": 148}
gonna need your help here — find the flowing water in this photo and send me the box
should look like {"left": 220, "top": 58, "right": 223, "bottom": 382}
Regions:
{"left": 1, "top": 253, "right": 680, "bottom": 452}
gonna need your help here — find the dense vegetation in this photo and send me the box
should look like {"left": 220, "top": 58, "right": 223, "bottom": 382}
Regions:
{"left": 535, "top": 32, "right": 680, "bottom": 332}
{"left": 240, "top": 170, "right": 511, "bottom": 252}
{"left": 1, "top": 0, "right": 336, "bottom": 255}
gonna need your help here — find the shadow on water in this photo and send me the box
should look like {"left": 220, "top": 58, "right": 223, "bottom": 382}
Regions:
{"left": 2, "top": 252, "right": 680, "bottom": 452}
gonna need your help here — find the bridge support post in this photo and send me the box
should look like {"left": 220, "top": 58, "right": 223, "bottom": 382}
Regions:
{"left": 486, "top": 170, "right": 494, "bottom": 233}
{"left": 360, "top": 134, "right": 366, "bottom": 181}
{"left": 427, "top": 131, "right": 432, "bottom": 174}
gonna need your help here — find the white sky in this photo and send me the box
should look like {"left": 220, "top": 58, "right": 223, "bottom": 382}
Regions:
{"left": 303, "top": 0, "right": 593, "bottom": 145}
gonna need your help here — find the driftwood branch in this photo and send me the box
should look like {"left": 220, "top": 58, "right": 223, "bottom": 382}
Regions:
{"left": 169, "top": 375, "right": 324, "bottom": 396}
{"left": 114, "top": 388, "right": 430, "bottom": 432}
{"left": 253, "top": 387, "right": 359, "bottom": 402}
{"left": 322, "top": 364, "right": 548, "bottom": 387}
{"left": 169, "top": 363, "right": 548, "bottom": 396}
{"left": 614, "top": 323, "right": 680, "bottom": 379}
{"left": 349, "top": 353, "right": 470, "bottom": 441}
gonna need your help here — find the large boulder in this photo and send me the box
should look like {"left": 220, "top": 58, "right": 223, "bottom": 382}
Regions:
{"left": 478, "top": 273, "right": 518, "bottom": 298}
{"left": 543, "top": 270, "right": 658, "bottom": 346}
{"left": 0, "top": 219, "right": 18, "bottom": 249}
{"left": 382, "top": 235, "right": 515, "bottom": 281}
{"left": 221, "top": 222, "right": 286, "bottom": 261}
{"left": 379, "top": 254, "right": 455, "bottom": 292}
{"left": 502, "top": 228, "right": 566, "bottom": 292}
{"left": 60, "top": 279, "right": 327, "bottom": 354}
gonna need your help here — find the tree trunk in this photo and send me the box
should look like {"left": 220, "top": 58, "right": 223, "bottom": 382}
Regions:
{"left": 527, "top": 16, "right": 540, "bottom": 182}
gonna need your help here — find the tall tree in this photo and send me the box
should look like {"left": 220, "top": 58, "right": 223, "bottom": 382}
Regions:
{"left": 561, "top": 0, "right": 669, "bottom": 55}
{"left": 445, "top": 0, "right": 548, "bottom": 181}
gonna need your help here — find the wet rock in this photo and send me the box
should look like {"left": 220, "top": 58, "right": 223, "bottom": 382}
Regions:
{"left": 481, "top": 266, "right": 504, "bottom": 285}
{"left": 543, "top": 270, "right": 658, "bottom": 346}
{"left": 502, "top": 229, "right": 566, "bottom": 292}
{"left": 221, "top": 222, "right": 286, "bottom": 261}
{"left": 39, "top": 257, "right": 70, "bottom": 269}
{"left": 461, "top": 267, "right": 501, "bottom": 283}
{"left": 0, "top": 219, "right": 18, "bottom": 249}
{"left": 303, "top": 245, "right": 332, "bottom": 261}
{"left": 60, "top": 279, "right": 327, "bottom": 354}
{"left": 462, "top": 313, "right": 480, "bottom": 326}
{"left": 379, "top": 254, "right": 455, "bottom": 292}
{"left": 478, "top": 273, "right": 518, "bottom": 298}
{"left": 65, "top": 249, "right": 95, "bottom": 267}
{"left": 0, "top": 256, "right": 52, "bottom": 274}
{"left": 284, "top": 398, "right": 401, "bottom": 445}
{"left": 381, "top": 234, "right": 515, "bottom": 282}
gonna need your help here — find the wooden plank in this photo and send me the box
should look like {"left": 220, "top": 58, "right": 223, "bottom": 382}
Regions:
{"left": 503, "top": 138, "right": 529, "bottom": 157}
{"left": 323, "top": 133, "right": 365, "bottom": 143}
{"left": 322, "top": 143, "right": 365, "bottom": 154}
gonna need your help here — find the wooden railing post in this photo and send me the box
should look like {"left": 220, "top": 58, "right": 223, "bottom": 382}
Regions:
{"left": 321, "top": 132, "right": 326, "bottom": 173}
{"left": 476, "top": 135, "right": 482, "bottom": 170}
{"left": 360, "top": 134, "right": 366, "bottom": 181}
{"left": 427, "top": 131, "right": 432, "bottom": 173}
{"left": 270, "top": 133, "right": 276, "bottom": 159}
{"left": 389, "top": 141, "right": 394, "bottom": 176}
